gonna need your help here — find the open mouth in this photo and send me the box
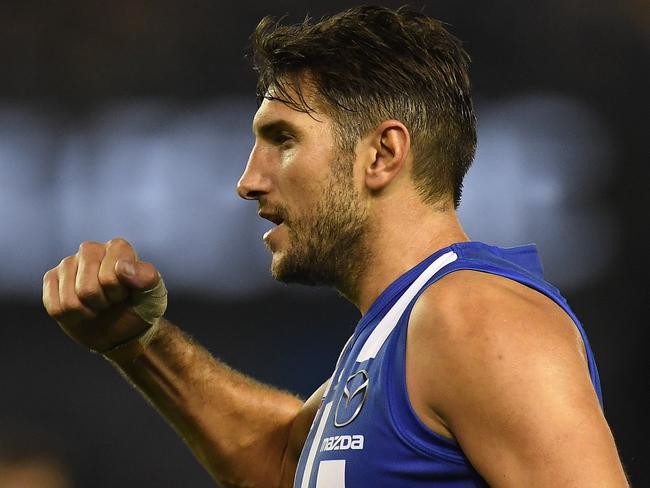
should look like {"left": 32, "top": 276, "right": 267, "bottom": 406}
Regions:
{"left": 259, "top": 211, "right": 285, "bottom": 226}
{"left": 259, "top": 212, "right": 286, "bottom": 243}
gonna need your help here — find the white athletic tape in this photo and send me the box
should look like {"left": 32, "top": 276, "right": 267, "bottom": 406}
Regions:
{"left": 131, "top": 276, "right": 168, "bottom": 326}
{"left": 101, "top": 276, "right": 167, "bottom": 357}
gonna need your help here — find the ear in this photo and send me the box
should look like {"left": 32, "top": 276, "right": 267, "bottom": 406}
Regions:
{"left": 363, "top": 120, "right": 411, "bottom": 192}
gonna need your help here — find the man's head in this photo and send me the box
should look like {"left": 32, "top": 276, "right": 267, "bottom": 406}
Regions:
{"left": 250, "top": 5, "right": 476, "bottom": 208}
{"left": 238, "top": 6, "right": 476, "bottom": 291}
{"left": 239, "top": 86, "right": 371, "bottom": 290}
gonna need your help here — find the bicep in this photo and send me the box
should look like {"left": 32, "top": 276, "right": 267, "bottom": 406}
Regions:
{"left": 408, "top": 278, "right": 628, "bottom": 487}
{"left": 445, "top": 344, "right": 624, "bottom": 487}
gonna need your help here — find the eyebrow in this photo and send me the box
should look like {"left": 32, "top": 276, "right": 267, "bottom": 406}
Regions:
{"left": 252, "top": 119, "right": 302, "bottom": 139}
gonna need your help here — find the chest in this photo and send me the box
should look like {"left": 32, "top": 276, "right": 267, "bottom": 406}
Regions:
{"left": 294, "top": 334, "right": 400, "bottom": 487}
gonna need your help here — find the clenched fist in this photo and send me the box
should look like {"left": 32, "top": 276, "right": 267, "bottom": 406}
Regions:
{"left": 42, "top": 238, "right": 167, "bottom": 354}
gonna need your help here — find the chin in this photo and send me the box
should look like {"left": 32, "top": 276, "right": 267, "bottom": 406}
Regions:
{"left": 270, "top": 256, "right": 329, "bottom": 287}
{"left": 269, "top": 253, "right": 300, "bottom": 284}
{"left": 270, "top": 251, "right": 291, "bottom": 281}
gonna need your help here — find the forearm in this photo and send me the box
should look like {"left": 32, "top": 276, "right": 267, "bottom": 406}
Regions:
{"left": 105, "top": 319, "right": 303, "bottom": 487}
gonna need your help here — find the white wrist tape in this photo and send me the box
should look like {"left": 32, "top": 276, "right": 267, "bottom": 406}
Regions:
{"left": 102, "top": 276, "right": 168, "bottom": 356}
{"left": 131, "top": 276, "right": 168, "bottom": 327}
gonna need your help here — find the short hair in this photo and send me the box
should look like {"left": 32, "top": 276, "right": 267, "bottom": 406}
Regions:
{"left": 250, "top": 5, "right": 477, "bottom": 208}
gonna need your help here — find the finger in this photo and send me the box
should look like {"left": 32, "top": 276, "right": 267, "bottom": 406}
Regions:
{"left": 58, "top": 256, "right": 97, "bottom": 323}
{"left": 115, "top": 260, "right": 160, "bottom": 291}
{"left": 98, "top": 238, "right": 136, "bottom": 304}
{"left": 75, "top": 241, "right": 111, "bottom": 310}
{"left": 43, "top": 268, "right": 62, "bottom": 318}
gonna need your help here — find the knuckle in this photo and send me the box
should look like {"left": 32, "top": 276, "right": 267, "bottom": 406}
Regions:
{"left": 43, "top": 268, "right": 55, "bottom": 283}
{"left": 42, "top": 281, "right": 53, "bottom": 299}
{"left": 49, "top": 306, "right": 65, "bottom": 319}
{"left": 106, "top": 237, "right": 130, "bottom": 249}
{"left": 59, "top": 255, "right": 76, "bottom": 268}
{"left": 59, "top": 295, "right": 81, "bottom": 312}
{"left": 75, "top": 284, "right": 100, "bottom": 302}
{"left": 78, "top": 240, "right": 103, "bottom": 254}
{"left": 98, "top": 272, "right": 120, "bottom": 289}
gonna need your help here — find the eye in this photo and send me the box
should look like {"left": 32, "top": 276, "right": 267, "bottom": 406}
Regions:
{"left": 273, "top": 132, "right": 295, "bottom": 147}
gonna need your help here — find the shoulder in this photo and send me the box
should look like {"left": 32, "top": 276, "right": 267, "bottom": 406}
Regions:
{"left": 406, "top": 269, "right": 590, "bottom": 423}
{"left": 404, "top": 273, "right": 626, "bottom": 486}
{"left": 409, "top": 269, "right": 587, "bottom": 366}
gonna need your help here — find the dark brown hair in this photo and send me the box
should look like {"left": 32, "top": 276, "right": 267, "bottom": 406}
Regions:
{"left": 251, "top": 5, "right": 477, "bottom": 208}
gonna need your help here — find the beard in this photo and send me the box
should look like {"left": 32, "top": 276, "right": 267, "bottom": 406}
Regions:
{"left": 268, "top": 158, "right": 370, "bottom": 291}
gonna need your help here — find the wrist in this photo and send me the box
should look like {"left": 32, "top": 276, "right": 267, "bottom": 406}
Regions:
{"left": 102, "top": 275, "right": 168, "bottom": 364}
{"left": 102, "top": 318, "right": 162, "bottom": 364}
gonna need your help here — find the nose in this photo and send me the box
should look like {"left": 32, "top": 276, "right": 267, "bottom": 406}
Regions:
{"left": 237, "top": 143, "right": 272, "bottom": 200}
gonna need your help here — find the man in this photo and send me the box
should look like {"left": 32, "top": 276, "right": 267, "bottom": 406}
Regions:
{"left": 42, "top": 6, "right": 628, "bottom": 487}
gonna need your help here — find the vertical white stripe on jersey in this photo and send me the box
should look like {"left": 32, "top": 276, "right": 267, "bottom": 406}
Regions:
{"left": 325, "top": 335, "right": 354, "bottom": 398}
{"left": 300, "top": 401, "right": 334, "bottom": 488}
{"left": 315, "top": 460, "right": 346, "bottom": 488}
{"left": 356, "top": 251, "right": 458, "bottom": 362}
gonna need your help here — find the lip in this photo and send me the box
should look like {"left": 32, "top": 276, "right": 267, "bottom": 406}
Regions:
{"left": 258, "top": 211, "right": 284, "bottom": 226}
{"left": 259, "top": 208, "right": 286, "bottom": 245}
{"left": 263, "top": 222, "right": 284, "bottom": 242}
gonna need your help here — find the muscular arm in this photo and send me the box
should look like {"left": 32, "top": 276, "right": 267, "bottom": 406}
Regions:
{"left": 407, "top": 271, "right": 628, "bottom": 487}
{"left": 107, "top": 319, "right": 308, "bottom": 487}
{"left": 42, "top": 239, "right": 323, "bottom": 487}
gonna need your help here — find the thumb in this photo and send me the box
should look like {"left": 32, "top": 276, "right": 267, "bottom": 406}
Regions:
{"left": 115, "top": 260, "right": 160, "bottom": 291}
{"left": 115, "top": 259, "right": 167, "bottom": 327}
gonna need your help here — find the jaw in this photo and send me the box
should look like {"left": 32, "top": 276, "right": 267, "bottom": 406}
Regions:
{"left": 269, "top": 249, "right": 288, "bottom": 279}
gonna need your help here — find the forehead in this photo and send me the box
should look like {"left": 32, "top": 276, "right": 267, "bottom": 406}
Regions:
{"left": 252, "top": 84, "right": 332, "bottom": 134}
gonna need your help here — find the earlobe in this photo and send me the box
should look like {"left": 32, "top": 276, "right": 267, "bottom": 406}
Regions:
{"left": 364, "top": 121, "right": 411, "bottom": 192}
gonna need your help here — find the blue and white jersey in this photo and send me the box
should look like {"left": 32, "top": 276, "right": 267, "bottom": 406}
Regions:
{"left": 294, "top": 242, "right": 602, "bottom": 487}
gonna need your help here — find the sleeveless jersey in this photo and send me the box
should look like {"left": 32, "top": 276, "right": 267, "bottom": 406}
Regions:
{"left": 293, "top": 242, "right": 602, "bottom": 487}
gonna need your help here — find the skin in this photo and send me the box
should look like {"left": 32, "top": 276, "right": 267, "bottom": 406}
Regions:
{"left": 246, "top": 100, "right": 370, "bottom": 292}
{"left": 0, "top": 460, "right": 71, "bottom": 488}
{"left": 42, "top": 86, "right": 629, "bottom": 487}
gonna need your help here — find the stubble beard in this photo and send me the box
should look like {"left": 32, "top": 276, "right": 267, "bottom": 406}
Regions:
{"left": 269, "top": 159, "right": 371, "bottom": 294}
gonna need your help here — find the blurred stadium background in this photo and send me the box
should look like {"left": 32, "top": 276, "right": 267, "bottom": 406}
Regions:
{"left": 0, "top": 1, "right": 647, "bottom": 486}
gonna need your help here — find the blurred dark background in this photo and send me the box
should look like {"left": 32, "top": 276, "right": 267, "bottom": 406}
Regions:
{"left": 0, "top": 1, "right": 647, "bottom": 486}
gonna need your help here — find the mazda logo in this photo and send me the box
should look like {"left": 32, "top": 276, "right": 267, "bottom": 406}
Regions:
{"left": 334, "top": 370, "right": 369, "bottom": 428}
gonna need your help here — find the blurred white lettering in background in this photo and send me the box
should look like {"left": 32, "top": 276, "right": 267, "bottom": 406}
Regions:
{"left": 0, "top": 95, "right": 615, "bottom": 297}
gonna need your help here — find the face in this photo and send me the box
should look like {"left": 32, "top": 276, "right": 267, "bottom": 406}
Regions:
{"left": 237, "top": 93, "right": 370, "bottom": 289}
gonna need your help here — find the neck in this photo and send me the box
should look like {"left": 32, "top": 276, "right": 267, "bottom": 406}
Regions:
{"left": 338, "top": 197, "right": 469, "bottom": 314}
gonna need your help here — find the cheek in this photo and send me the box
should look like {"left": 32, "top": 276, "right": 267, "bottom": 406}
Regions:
{"left": 283, "top": 168, "right": 329, "bottom": 209}
{"left": 279, "top": 145, "right": 297, "bottom": 168}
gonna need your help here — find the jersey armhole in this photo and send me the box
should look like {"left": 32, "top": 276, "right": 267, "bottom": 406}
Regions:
{"left": 383, "top": 262, "right": 603, "bottom": 469}
{"left": 383, "top": 276, "right": 474, "bottom": 466}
